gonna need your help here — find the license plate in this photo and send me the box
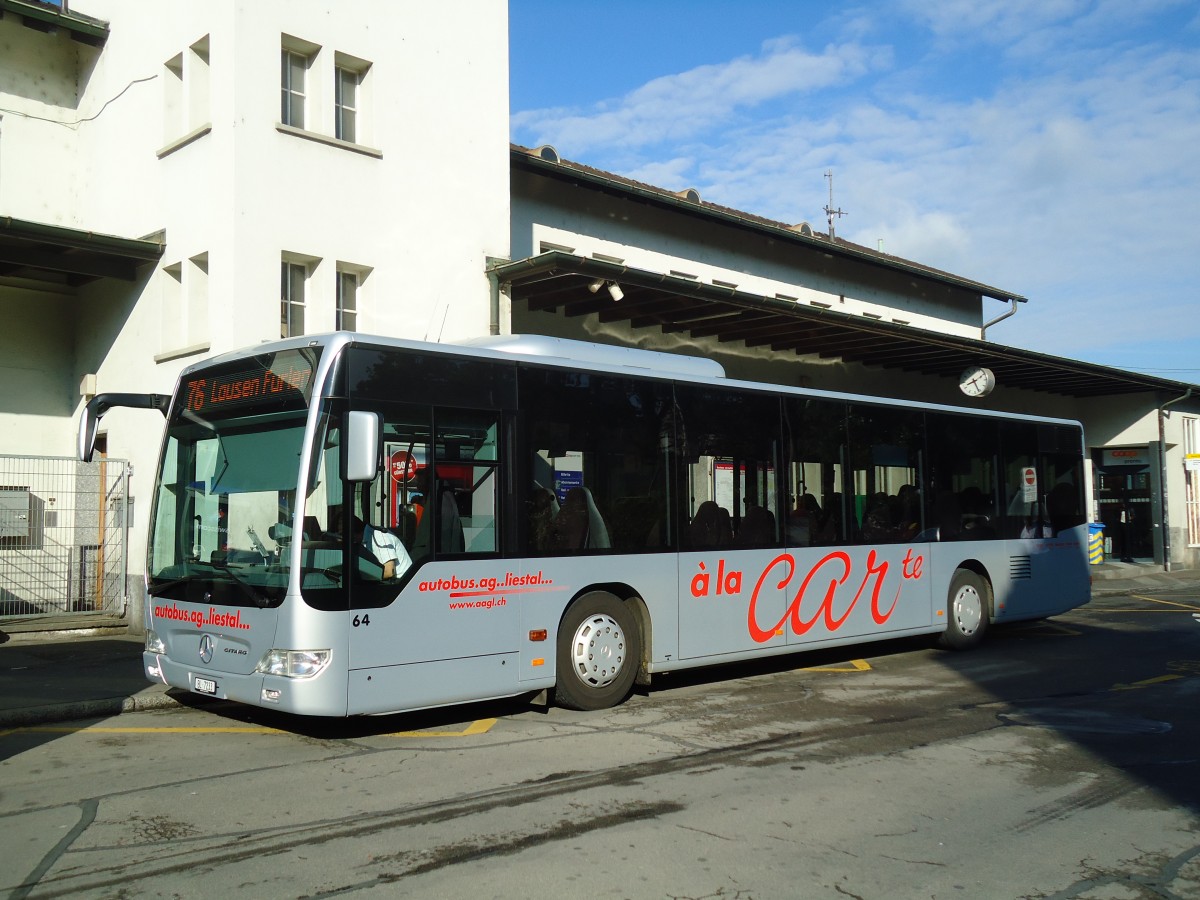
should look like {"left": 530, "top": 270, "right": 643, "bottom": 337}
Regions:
{"left": 194, "top": 677, "right": 217, "bottom": 695}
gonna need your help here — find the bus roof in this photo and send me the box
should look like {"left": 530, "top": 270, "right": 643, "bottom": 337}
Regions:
{"left": 463, "top": 333, "right": 726, "bottom": 380}
{"left": 184, "top": 331, "right": 1084, "bottom": 432}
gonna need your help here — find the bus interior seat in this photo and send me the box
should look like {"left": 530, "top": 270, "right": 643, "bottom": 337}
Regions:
{"left": 552, "top": 486, "right": 610, "bottom": 550}
{"left": 412, "top": 481, "right": 465, "bottom": 557}
{"left": 689, "top": 500, "right": 732, "bottom": 549}
{"left": 736, "top": 504, "right": 776, "bottom": 546}
{"left": 528, "top": 485, "right": 559, "bottom": 552}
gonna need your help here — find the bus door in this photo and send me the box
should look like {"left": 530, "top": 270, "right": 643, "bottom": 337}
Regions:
{"left": 775, "top": 401, "right": 932, "bottom": 644}
{"left": 345, "top": 404, "right": 515, "bottom": 673}
{"left": 999, "top": 422, "right": 1089, "bottom": 616}
{"left": 675, "top": 386, "right": 787, "bottom": 659}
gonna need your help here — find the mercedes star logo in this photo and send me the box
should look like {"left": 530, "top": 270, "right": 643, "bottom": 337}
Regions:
{"left": 199, "top": 634, "right": 214, "bottom": 664}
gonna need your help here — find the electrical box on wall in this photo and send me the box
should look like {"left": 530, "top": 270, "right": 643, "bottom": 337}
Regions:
{"left": 0, "top": 488, "right": 46, "bottom": 548}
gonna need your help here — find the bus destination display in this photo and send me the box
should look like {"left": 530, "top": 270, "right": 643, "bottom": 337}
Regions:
{"left": 181, "top": 351, "right": 315, "bottom": 416}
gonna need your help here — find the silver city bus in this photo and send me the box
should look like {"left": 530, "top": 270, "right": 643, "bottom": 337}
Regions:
{"left": 79, "top": 332, "right": 1090, "bottom": 716}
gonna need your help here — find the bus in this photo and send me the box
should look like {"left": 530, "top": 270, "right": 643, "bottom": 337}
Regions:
{"left": 79, "top": 332, "right": 1090, "bottom": 716}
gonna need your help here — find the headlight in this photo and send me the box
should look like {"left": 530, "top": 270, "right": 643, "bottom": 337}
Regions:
{"left": 145, "top": 629, "right": 166, "bottom": 654}
{"left": 254, "top": 649, "right": 331, "bottom": 679}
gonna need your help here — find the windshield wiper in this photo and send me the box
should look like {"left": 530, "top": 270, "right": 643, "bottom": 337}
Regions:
{"left": 150, "top": 560, "right": 274, "bottom": 609}
{"left": 208, "top": 556, "right": 273, "bottom": 608}
{"left": 147, "top": 575, "right": 192, "bottom": 597}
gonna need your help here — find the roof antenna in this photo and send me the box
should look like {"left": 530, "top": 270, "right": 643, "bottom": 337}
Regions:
{"left": 824, "top": 169, "right": 846, "bottom": 241}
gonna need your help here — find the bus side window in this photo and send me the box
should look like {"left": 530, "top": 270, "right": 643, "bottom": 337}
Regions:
{"left": 673, "top": 384, "right": 782, "bottom": 550}
{"left": 428, "top": 409, "right": 499, "bottom": 556}
{"left": 846, "top": 404, "right": 925, "bottom": 545}
{"left": 520, "top": 366, "right": 671, "bottom": 555}
{"left": 783, "top": 397, "right": 849, "bottom": 547}
{"left": 926, "top": 413, "right": 999, "bottom": 542}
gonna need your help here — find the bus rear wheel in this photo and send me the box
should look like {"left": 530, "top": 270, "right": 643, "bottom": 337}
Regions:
{"left": 938, "top": 568, "right": 991, "bottom": 650}
{"left": 555, "top": 591, "right": 641, "bottom": 711}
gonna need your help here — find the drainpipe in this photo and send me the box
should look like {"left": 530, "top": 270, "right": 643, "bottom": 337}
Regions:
{"left": 980, "top": 297, "right": 1018, "bottom": 340}
{"left": 485, "top": 258, "right": 506, "bottom": 336}
{"left": 1157, "top": 387, "right": 1193, "bottom": 572}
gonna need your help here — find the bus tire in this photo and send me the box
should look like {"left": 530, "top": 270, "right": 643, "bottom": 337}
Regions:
{"left": 555, "top": 591, "right": 641, "bottom": 711}
{"left": 938, "top": 568, "right": 991, "bottom": 651}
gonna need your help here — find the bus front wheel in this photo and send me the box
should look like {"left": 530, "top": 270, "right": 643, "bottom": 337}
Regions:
{"left": 939, "top": 569, "right": 991, "bottom": 651}
{"left": 555, "top": 592, "right": 641, "bottom": 711}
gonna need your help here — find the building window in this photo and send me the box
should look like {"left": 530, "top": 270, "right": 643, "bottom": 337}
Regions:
{"left": 281, "top": 260, "right": 307, "bottom": 337}
{"left": 335, "top": 66, "right": 358, "bottom": 143}
{"left": 336, "top": 269, "right": 358, "bottom": 331}
{"left": 334, "top": 51, "right": 371, "bottom": 145}
{"left": 281, "top": 48, "right": 308, "bottom": 128}
{"left": 1184, "top": 416, "right": 1200, "bottom": 547}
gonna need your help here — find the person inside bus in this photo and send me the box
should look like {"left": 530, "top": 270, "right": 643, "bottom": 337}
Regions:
{"left": 689, "top": 500, "right": 732, "bottom": 549}
{"left": 860, "top": 492, "right": 894, "bottom": 541}
{"left": 350, "top": 514, "right": 412, "bottom": 581}
{"left": 894, "top": 485, "right": 922, "bottom": 540}
{"left": 1020, "top": 505, "right": 1051, "bottom": 539}
{"left": 333, "top": 501, "right": 412, "bottom": 585}
{"left": 786, "top": 493, "right": 820, "bottom": 546}
{"left": 737, "top": 502, "right": 776, "bottom": 546}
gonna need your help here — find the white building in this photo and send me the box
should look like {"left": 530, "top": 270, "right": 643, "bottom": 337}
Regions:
{"left": 1, "top": 0, "right": 1197, "bottom": 628}
{"left": 0, "top": 0, "right": 509, "bottom": 617}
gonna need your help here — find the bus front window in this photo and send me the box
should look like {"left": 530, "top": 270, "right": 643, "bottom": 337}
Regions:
{"left": 148, "top": 346, "right": 326, "bottom": 606}
{"left": 149, "top": 412, "right": 311, "bottom": 606}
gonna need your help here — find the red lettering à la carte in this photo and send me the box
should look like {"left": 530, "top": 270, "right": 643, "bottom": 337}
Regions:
{"left": 690, "top": 548, "right": 924, "bottom": 644}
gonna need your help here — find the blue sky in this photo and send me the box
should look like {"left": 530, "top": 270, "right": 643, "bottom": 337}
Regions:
{"left": 510, "top": 1, "right": 1200, "bottom": 379}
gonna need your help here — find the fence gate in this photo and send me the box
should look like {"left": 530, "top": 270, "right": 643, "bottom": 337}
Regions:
{"left": 0, "top": 454, "right": 130, "bottom": 621}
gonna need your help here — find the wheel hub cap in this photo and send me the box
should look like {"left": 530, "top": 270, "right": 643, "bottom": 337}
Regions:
{"left": 571, "top": 613, "right": 626, "bottom": 688}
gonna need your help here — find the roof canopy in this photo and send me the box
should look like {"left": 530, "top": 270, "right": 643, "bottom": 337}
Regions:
{"left": 492, "top": 252, "right": 1189, "bottom": 399}
{"left": 0, "top": 0, "right": 108, "bottom": 46}
{"left": 0, "top": 217, "right": 163, "bottom": 286}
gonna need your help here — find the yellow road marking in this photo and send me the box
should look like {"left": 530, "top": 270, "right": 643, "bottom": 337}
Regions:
{"left": 1127, "top": 594, "right": 1200, "bottom": 611}
{"left": 1093, "top": 609, "right": 1198, "bottom": 613}
{"left": 1111, "top": 674, "right": 1184, "bottom": 692}
{"left": 386, "top": 717, "right": 497, "bottom": 737}
{"left": 803, "top": 659, "right": 871, "bottom": 673}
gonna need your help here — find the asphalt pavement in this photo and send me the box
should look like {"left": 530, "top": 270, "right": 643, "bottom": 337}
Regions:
{"left": 1, "top": 560, "right": 1197, "bottom": 729}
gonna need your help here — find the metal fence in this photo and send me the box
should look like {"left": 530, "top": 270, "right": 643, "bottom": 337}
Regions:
{"left": 0, "top": 454, "right": 130, "bottom": 620}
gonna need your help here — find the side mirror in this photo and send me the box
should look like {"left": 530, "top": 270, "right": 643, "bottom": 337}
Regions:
{"left": 77, "top": 393, "right": 168, "bottom": 462}
{"left": 345, "top": 410, "right": 381, "bottom": 482}
{"left": 78, "top": 401, "right": 102, "bottom": 463}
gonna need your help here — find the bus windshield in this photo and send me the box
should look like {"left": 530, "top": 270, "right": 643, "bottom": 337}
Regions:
{"left": 147, "top": 348, "right": 321, "bottom": 607}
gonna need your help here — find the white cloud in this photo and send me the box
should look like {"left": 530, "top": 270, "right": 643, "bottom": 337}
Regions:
{"left": 512, "top": 38, "right": 886, "bottom": 156}
{"left": 511, "top": 4, "right": 1200, "bottom": 371}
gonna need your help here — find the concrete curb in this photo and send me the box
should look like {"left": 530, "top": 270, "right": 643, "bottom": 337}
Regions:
{"left": 0, "top": 689, "right": 186, "bottom": 730}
